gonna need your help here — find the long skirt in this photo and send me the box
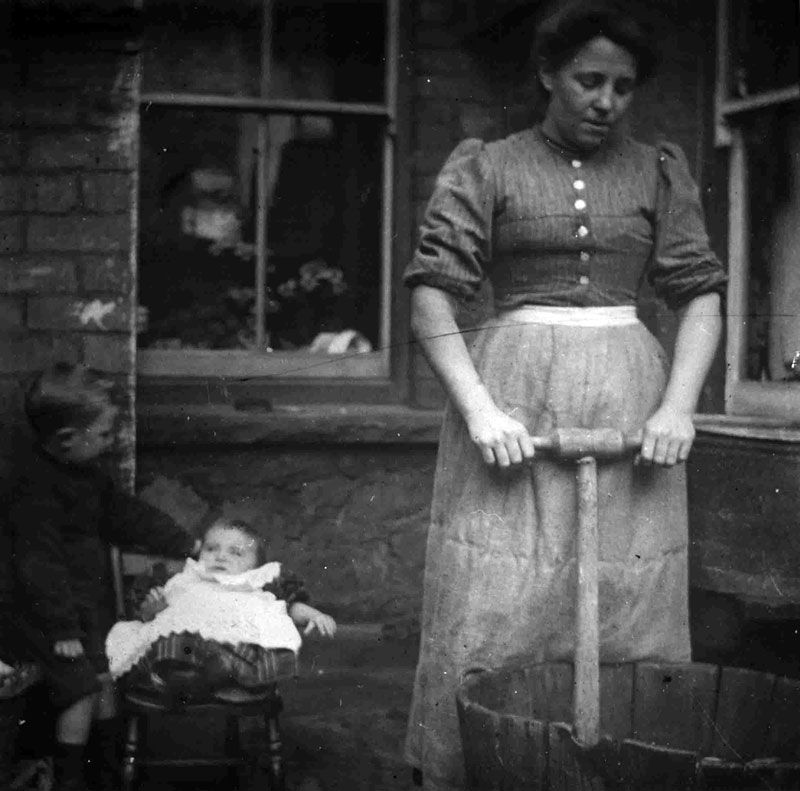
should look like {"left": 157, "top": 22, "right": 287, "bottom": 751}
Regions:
{"left": 405, "top": 318, "right": 691, "bottom": 791}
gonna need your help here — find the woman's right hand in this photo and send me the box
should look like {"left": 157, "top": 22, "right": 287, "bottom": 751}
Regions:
{"left": 465, "top": 404, "right": 536, "bottom": 468}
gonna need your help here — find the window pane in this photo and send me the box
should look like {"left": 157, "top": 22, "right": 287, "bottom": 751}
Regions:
{"left": 264, "top": 114, "right": 384, "bottom": 351}
{"left": 143, "top": 0, "right": 388, "bottom": 105}
{"left": 270, "top": 1, "right": 387, "bottom": 104}
{"left": 743, "top": 105, "right": 800, "bottom": 382}
{"left": 143, "top": 3, "right": 261, "bottom": 96}
{"left": 138, "top": 107, "right": 385, "bottom": 353}
{"left": 728, "top": 0, "right": 800, "bottom": 98}
{"left": 138, "top": 107, "right": 257, "bottom": 350}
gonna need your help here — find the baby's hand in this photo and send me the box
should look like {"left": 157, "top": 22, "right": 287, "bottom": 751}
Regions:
{"left": 139, "top": 587, "right": 168, "bottom": 622}
{"left": 304, "top": 611, "right": 337, "bottom": 638}
{"left": 54, "top": 639, "right": 84, "bottom": 658}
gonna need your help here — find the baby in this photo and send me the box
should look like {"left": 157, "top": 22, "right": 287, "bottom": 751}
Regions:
{"left": 106, "top": 516, "right": 336, "bottom": 700}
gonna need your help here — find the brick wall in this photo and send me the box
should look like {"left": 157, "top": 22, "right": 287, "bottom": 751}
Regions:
{"left": 136, "top": 445, "right": 435, "bottom": 625}
{"left": 407, "top": 0, "right": 517, "bottom": 407}
{"left": 0, "top": 16, "right": 139, "bottom": 486}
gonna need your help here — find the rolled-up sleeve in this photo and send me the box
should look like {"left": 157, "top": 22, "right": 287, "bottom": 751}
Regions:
{"left": 648, "top": 142, "right": 728, "bottom": 311}
{"left": 403, "top": 138, "right": 495, "bottom": 300}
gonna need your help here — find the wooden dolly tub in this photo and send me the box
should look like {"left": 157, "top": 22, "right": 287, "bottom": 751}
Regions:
{"left": 457, "top": 427, "right": 800, "bottom": 791}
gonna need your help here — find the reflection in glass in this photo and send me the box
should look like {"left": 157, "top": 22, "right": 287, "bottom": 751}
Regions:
{"left": 138, "top": 108, "right": 383, "bottom": 352}
{"left": 143, "top": 0, "right": 387, "bottom": 105}
{"left": 744, "top": 106, "right": 800, "bottom": 382}
{"left": 728, "top": 0, "right": 800, "bottom": 98}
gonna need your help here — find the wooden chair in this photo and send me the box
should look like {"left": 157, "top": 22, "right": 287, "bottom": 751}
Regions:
{"left": 0, "top": 662, "right": 46, "bottom": 790}
{"left": 112, "top": 553, "right": 291, "bottom": 791}
{"left": 120, "top": 683, "right": 286, "bottom": 791}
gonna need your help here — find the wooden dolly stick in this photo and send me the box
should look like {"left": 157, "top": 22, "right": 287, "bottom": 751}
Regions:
{"left": 531, "top": 428, "right": 642, "bottom": 746}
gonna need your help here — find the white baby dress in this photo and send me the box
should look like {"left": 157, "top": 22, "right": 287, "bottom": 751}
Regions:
{"left": 105, "top": 558, "right": 303, "bottom": 678}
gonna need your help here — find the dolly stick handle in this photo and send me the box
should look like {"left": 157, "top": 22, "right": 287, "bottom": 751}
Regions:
{"left": 573, "top": 456, "right": 600, "bottom": 746}
{"left": 532, "top": 428, "right": 643, "bottom": 461}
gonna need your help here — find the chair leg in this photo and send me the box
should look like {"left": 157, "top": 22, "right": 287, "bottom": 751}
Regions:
{"left": 264, "top": 713, "right": 285, "bottom": 791}
{"left": 121, "top": 715, "right": 140, "bottom": 791}
{"left": 225, "top": 715, "right": 245, "bottom": 790}
{"left": 0, "top": 696, "right": 23, "bottom": 790}
{"left": 225, "top": 714, "right": 241, "bottom": 756}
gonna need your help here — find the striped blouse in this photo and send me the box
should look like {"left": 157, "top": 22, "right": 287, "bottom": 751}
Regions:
{"left": 404, "top": 126, "right": 727, "bottom": 311}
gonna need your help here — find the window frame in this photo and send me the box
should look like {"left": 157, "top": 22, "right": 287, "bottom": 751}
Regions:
{"left": 715, "top": 0, "right": 800, "bottom": 420}
{"left": 135, "top": 0, "right": 404, "bottom": 390}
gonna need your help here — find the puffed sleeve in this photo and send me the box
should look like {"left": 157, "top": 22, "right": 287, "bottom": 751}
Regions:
{"left": 648, "top": 142, "right": 728, "bottom": 310}
{"left": 403, "top": 139, "right": 495, "bottom": 300}
{"left": 262, "top": 569, "right": 310, "bottom": 606}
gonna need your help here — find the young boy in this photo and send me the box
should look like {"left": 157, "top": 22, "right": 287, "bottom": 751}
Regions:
{"left": 4, "top": 362, "right": 199, "bottom": 791}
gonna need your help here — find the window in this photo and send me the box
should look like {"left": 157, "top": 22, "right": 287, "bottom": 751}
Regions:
{"left": 137, "top": 0, "right": 398, "bottom": 380}
{"left": 715, "top": 0, "right": 800, "bottom": 419}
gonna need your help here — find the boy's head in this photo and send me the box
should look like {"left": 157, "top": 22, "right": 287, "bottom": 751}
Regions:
{"left": 199, "top": 516, "right": 266, "bottom": 575}
{"left": 24, "top": 362, "right": 118, "bottom": 465}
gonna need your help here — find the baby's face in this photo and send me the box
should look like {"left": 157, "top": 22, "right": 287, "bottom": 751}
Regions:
{"left": 200, "top": 524, "right": 260, "bottom": 575}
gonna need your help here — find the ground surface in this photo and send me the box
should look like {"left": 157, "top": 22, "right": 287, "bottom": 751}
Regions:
{"left": 10, "top": 613, "right": 800, "bottom": 790}
{"left": 134, "top": 623, "right": 420, "bottom": 791}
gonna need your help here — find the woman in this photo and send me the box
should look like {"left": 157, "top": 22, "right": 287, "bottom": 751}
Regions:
{"left": 404, "top": 2, "right": 727, "bottom": 789}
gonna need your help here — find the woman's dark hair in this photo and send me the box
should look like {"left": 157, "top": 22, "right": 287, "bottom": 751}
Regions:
{"left": 534, "top": 0, "right": 658, "bottom": 85}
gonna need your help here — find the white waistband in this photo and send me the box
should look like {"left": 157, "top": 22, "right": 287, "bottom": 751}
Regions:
{"left": 499, "top": 305, "right": 639, "bottom": 327}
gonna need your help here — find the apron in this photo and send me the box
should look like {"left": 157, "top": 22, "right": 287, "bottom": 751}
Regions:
{"left": 406, "top": 307, "right": 690, "bottom": 791}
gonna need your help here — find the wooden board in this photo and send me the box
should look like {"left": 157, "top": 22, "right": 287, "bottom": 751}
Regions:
{"left": 456, "top": 698, "right": 504, "bottom": 791}
{"left": 548, "top": 723, "right": 608, "bottom": 791}
{"left": 618, "top": 739, "right": 699, "bottom": 791}
{"left": 496, "top": 714, "right": 549, "bottom": 790}
{"left": 528, "top": 662, "right": 574, "bottom": 724}
{"left": 710, "top": 667, "right": 776, "bottom": 761}
{"left": 599, "top": 663, "right": 635, "bottom": 741}
{"left": 499, "top": 666, "right": 535, "bottom": 718}
{"left": 632, "top": 663, "right": 719, "bottom": 754}
{"left": 461, "top": 666, "right": 532, "bottom": 718}
{"left": 763, "top": 676, "right": 800, "bottom": 759}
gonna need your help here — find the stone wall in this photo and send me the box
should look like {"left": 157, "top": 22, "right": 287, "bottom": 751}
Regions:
{"left": 136, "top": 443, "right": 436, "bottom": 626}
{"left": 0, "top": 10, "right": 139, "bottom": 486}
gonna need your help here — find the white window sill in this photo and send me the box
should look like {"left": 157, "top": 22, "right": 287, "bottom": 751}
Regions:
{"left": 138, "top": 348, "right": 389, "bottom": 379}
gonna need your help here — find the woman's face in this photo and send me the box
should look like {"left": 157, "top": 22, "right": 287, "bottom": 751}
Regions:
{"left": 200, "top": 524, "right": 260, "bottom": 575}
{"left": 540, "top": 36, "right": 637, "bottom": 151}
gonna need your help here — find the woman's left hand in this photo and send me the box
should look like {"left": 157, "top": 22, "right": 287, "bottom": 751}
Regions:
{"left": 638, "top": 405, "right": 695, "bottom": 466}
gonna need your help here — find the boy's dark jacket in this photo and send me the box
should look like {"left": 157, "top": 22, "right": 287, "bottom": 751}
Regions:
{"left": 4, "top": 445, "right": 195, "bottom": 645}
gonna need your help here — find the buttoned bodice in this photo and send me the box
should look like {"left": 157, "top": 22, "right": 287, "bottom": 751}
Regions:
{"left": 404, "top": 127, "right": 726, "bottom": 311}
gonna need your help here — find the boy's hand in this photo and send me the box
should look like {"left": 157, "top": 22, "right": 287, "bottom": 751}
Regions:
{"left": 54, "top": 639, "right": 84, "bottom": 658}
{"left": 303, "top": 611, "right": 337, "bottom": 638}
{"left": 139, "top": 587, "right": 168, "bottom": 622}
